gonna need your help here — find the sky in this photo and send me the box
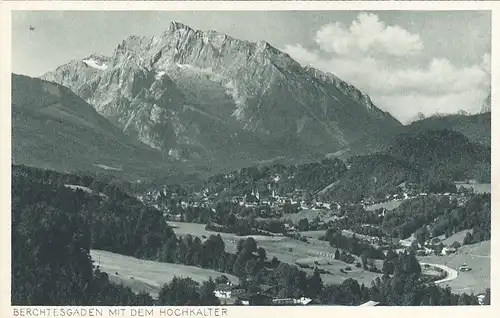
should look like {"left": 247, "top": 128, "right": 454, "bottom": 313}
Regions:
{"left": 12, "top": 11, "right": 491, "bottom": 122}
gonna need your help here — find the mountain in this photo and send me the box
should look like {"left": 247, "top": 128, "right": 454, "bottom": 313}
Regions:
{"left": 11, "top": 73, "right": 189, "bottom": 180}
{"left": 41, "top": 22, "right": 401, "bottom": 166}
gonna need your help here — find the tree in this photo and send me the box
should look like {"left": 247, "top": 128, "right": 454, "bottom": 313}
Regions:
{"left": 307, "top": 268, "right": 324, "bottom": 299}
{"left": 257, "top": 247, "right": 267, "bottom": 263}
{"left": 298, "top": 218, "right": 309, "bottom": 231}
{"left": 243, "top": 237, "right": 257, "bottom": 255}
{"left": 484, "top": 288, "right": 490, "bottom": 305}
{"left": 158, "top": 277, "right": 200, "bottom": 305}
{"left": 215, "top": 275, "right": 229, "bottom": 285}
{"left": 463, "top": 232, "right": 473, "bottom": 246}
{"left": 361, "top": 251, "right": 369, "bottom": 269}
{"left": 415, "top": 226, "right": 430, "bottom": 246}
{"left": 236, "top": 239, "right": 245, "bottom": 254}
{"left": 450, "top": 241, "right": 461, "bottom": 249}
{"left": 199, "top": 278, "right": 220, "bottom": 305}
{"left": 334, "top": 249, "right": 340, "bottom": 260}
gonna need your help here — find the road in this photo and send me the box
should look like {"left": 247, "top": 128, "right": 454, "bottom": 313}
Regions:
{"left": 420, "top": 262, "right": 458, "bottom": 284}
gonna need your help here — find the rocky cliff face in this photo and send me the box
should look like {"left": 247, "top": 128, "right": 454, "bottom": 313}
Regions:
{"left": 42, "top": 22, "right": 401, "bottom": 165}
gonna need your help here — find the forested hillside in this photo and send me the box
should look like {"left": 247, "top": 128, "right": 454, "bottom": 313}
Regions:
{"left": 12, "top": 165, "right": 488, "bottom": 306}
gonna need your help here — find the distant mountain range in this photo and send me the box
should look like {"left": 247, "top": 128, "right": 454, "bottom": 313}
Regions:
{"left": 40, "top": 22, "right": 401, "bottom": 166}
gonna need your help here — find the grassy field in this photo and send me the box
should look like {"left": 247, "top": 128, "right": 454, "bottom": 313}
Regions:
{"left": 168, "top": 222, "right": 382, "bottom": 286}
{"left": 280, "top": 209, "right": 339, "bottom": 223}
{"left": 440, "top": 229, "right": 472, "bottom": 246}
{"left": 365, "top": 200, "right": 403, "bottom": 211}
{"left": 299, "top": 230, "right": 326, "bottom": 239}
{"left": 417, "top": 240, "right": 490, "bottom": 294}
{"left": 90, "top": 249, "right": 238, "bottom": 298}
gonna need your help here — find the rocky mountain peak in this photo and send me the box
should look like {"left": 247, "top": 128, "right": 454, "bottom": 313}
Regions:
{"left": 41, "top": 22, "right": 402, "bottom": 165}
{"left": 168, "top": 21, "right": 193, "bottom": 33}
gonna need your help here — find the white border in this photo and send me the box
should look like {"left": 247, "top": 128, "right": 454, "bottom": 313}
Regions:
{"left": 0, "top": 1, "right": 497, "bottom": 318}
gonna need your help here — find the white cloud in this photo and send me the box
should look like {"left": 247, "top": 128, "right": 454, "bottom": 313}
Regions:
{"left": 283, "top": 13, "right": 490, "bottom": 122}
{"left": 314, "top": 13, "right": 423, "bottom": 57}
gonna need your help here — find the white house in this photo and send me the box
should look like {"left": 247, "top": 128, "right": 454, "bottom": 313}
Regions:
{"left": 214, "top": 284, "right": 246, "bottom": 299}
{"left": 441, "top": 246, "right": 457, "bottom": 255}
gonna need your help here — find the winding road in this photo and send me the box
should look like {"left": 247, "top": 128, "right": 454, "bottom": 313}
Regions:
{"left": 420, "top": 262, "right": 459, "bottom": 284}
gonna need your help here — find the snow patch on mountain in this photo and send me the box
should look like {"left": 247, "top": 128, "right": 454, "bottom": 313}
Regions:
{"left": 82, "top": 58, "right": 108, "bottom": 70}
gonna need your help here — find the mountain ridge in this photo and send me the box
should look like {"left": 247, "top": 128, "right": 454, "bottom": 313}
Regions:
{"left": 11, "top": 73, "right": 192, "bottom": 180}
{"left": 41, "top": 21, "right": 402, "bottom": 165}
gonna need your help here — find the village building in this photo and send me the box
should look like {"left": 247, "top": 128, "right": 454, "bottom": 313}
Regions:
{"left": 214, "top": 284, "right": 246, "bottom": 299}
{"left": 441, "top": 246, "right": 457, "bottom": 255}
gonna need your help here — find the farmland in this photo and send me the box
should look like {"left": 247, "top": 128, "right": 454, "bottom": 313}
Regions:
{"left": 364, "top": 199, "right": 403, "bottom": 211}
{"left": 280, "top": 208, "right": 340, "bottom": 223}
{"left": 168, "top": 222, "right": 382, "bottom": 285}
{"left": 417, "top": 240, "right": 490, "bottom": 294}
{"left": 89, "top": 249, "right": 238, "bottom": 298}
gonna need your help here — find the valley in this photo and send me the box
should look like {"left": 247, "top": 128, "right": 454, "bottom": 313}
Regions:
{"left": 10, "top": 15, "right": 491, "bottom": 308}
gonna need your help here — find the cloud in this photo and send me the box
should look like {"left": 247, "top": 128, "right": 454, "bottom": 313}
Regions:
{"left": 283, "top": 13, "right": 490, "bottom": 122}
{"left": 314, "top": 13, "right": 423, "bottom": 57}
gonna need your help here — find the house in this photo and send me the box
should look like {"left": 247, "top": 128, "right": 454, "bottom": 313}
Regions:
{"left": 214, "top": 284, "right": 246, "bottom": 299}
{"left": 441, "top": 246, "right": 457, "bottom": 255}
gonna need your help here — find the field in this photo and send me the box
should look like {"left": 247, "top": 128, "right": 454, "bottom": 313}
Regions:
{"left": 365, "top": 200, "right": 403, "bottom": 211}
{"left": 168, "top": 222, "right": 382, "bottom": 286}
{"left": 280, "top": 209, "right": 339, "bottom": 223}
{"left": 439, "top": 229, "right": 472, "bottom": 246}
{"left": 417, "top": 240, "right": 490, "bottom": 294}
{"left": 89, "top": 249, "right": 238, "bottom": 298}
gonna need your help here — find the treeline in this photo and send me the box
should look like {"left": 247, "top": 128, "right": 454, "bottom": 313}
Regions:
{"left": 323, "top": 229, "right": 385, "bottom": 260}
{"left": 12, "top": 197, "right": 221, "bottom": 306}
{"left": 12, "top": 197, "right": 155, "bottom": 305}
{"left": 430, "top": 193, "right": 490, "bottom": 243}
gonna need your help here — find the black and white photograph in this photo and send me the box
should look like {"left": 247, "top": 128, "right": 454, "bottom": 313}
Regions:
{"left": 5, "top": 2, "right": 494, "bottom": 310}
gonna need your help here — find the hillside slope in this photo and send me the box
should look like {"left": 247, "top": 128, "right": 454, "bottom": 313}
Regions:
{"left": 11, "top": 73, "right": 180, "bottom": 180}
